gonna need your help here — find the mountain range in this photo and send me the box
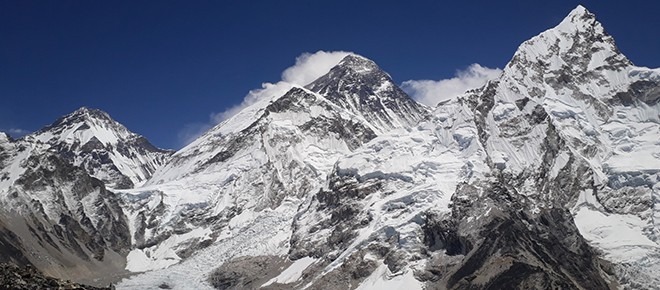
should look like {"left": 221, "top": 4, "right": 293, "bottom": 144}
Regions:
{"left": 0, "top": 5, "right": 658, "bottom": 290}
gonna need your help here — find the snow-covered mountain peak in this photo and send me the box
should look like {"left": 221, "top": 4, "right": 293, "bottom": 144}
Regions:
{"left": 499, "top": 5, "right": 633, "bottom": 111}
{"left": 23, "top": 107, "right": 171, "bottom": 189}
{"left": 30, "top": 106, "right": 134, "bottom": 147}
{"left": 71, "top": 106, "right": 113, "bottom": 121}
{"left": 552, "top": 5, "right": 620, "bottom": 52}
{"left": 306, "top": 54, "right": 428, "bottom": 132}
{"left": 333, "top": 54, "right": 381, "bottom": 75}
{"left": 468, "top": 6, "right": 656, "bottom": 178}
{"left": 562, "top": 5, "right": 593, "bottom": 25}
{"left": 306, "top": 54, "right": 391, "bottom": 90}
{"left": 508, "top": 4, "right": 629, "bottom": 73}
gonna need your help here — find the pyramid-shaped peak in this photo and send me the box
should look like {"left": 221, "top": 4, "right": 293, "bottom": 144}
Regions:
{"left": 304, "top": 53, "right": 427, "bottom": 132}
{"left": 305, "top": 53, "right": 393, "bottom": 93}
{"left": 504, "top": 4, "right": 630, "bottom": 74}
{"left": 335, "top": 54, "right": 382, "bottom": 74}
{"left": 339, "top": 54, "right": 377, "bottom": 65}
{"left": 554, "top": 5, "right": 599, "bottom": 33}
{"left": 568, "top": 5, "right": 590, "bottom": 18}
{"left": 306, "top": 53, "right": 393, "bottom": 94}
{"left": 29, "top": 106, "right": 136, "bottom": 146}
{"left": 25, "top": 105, "right": 171, "bottom": 188}
{"left": 68, "top": 106, "right": 113, "bottom": 121}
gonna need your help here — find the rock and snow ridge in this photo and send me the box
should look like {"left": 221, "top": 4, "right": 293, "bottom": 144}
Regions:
{"left": 25, "top": 107, "right": 173, "bottom": 189}
{"left": 0, "top": 4, "right": 659, "bottom": 290}
{"left": 0, "top": 127, "right": 131, "bottom": 285}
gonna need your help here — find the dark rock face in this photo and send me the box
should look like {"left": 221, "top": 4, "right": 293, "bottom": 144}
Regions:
{"left": 611, "top": 80, "right": 660, "bottom": 106}
{"left": 423, "top": 214, "right": 471, "bottom": 256}
{"left": 0, "top": 138, "right": 131, "bottom": 285}
{"left": 14, "top": 154, "right": 131, "bottom": 258}
{"left": 421, "top": 182, "right": 616, "bottom": 290}
{"left": 0, "top": 263, "right": 113, "bottom": 290}
{"left": 299, "top": 249, "right": 379, "bottom": 290}
{"left": 207, "top": 256, "right": 288, "bottom": 290}
{"left": 289, "top": 168, "right": 381, "bottom": 260}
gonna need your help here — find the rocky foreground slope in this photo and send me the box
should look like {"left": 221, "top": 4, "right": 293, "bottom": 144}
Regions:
{"left": 0, "top": 5, "right": 658, "bottom": 290}
{"left": 0, "top": 263, "right": 112, "bottom": 290}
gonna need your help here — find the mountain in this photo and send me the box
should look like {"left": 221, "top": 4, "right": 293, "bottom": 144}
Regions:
{"left": 0, "top": 5, "right": 658, "bottom": 290}
{"left": 25, "top": 107, "right": 173, "bottom": 189}
{"left": 0, "top": 107, "right": 174, "bottom": 286}
{"left": 306, "top": 54, "right": 428, "bottom": 132}
{"left": 116, "top": 55, "right": 428, "bottom": 285}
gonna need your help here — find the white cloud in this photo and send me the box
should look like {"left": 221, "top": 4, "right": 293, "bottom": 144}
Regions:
{"left": 209, "top": 81, "right": 296, "bottom": 124}
{"left": 214, "top": 50, "right": 351, "bottom": 124}
{"left": 401, "top": 64, "right": 502, "bottom": 107}
{"left": 5, "top": 128, "right": 30, "bottom": 138}
{"left": 281, "top": 51, "right": 351, "bottom": 85}
{"left": 177, "top": 50, "right": 351, "bottom": 147}
{"left": 176, "top": 122, "right": 213, "bottom": 147}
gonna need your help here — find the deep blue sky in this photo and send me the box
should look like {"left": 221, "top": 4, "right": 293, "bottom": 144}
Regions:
{"left": 1, "top": 1, "right": 658, "bottom": 149}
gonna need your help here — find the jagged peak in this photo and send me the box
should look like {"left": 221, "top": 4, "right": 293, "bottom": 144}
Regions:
{"left": 504, "top": 5, "right": 631, "bottom": 78}
{"left": 66, "top": 106, "right": 114, "bottom": 123}
{"left": 566, "top": 5, "right": 591, "bottom": 20}
{"left": 303, "top": 53, "right": 426, "bottom": 132}
{"left": 28, "top": 106, "right": 136, "bottom": 147}
{"left": 305, "top": 53, "right": 395, "bottom": 91}
{"left": 306, "top": 54, "right": 392, "bottom": 87}
{"left": 516, "top": 5, "right": 622, "bottom": 57}
{"left": 48, "top": 107, "right": 126, "bottom": 134}
{"left": 554, "top": 5, "right": 599, "bottom": 34}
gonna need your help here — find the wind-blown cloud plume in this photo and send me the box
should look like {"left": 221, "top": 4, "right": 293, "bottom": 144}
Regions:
{"left": 281, "top": 51, "right": 351, "bottom": 85}
{"left": 177, "top": 50, "right": 351, "bottom": 147}
{"left": 1, "top": 128, "right": 31, "bottom": 138}
{"left": 401, "top": 64, "right": 502, "bottom": 107}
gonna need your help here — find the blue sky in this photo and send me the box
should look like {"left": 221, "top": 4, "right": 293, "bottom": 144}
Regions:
{"left": 1, "top": 1, "right": 658, "bottom": 149}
